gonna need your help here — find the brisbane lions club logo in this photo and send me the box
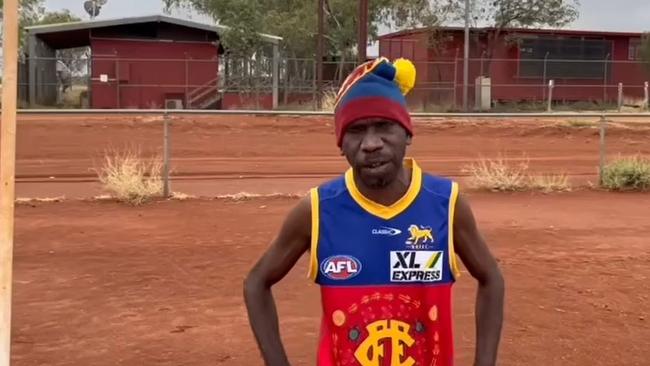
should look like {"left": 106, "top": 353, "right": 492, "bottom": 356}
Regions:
{"left": 406, "top": 225, "right": 434, "bottom": 249}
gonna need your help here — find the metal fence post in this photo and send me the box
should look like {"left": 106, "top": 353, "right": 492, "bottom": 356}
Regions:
{"left": 115, "top": 59, "right": 120, "bottom": 108}
{"left": 617, "top": 82, "right": 623, "bottom": 112}
{"left": 272, "top": 44, "right": 280, "bottom": 109}
{"left": 184, "top": 56, "right": 189, "bottom": 109}
{"left": 603, "top": 54, "right": 610, "bottom": 104}
{"left": 542, "top": 52, "right": 549, "bottom": 101}
{"left": 312, "top": 59, "right": 317, "bottom": 111}
{"left": 599, "top": 115, "right": 607, "bottom": 186}
{"left": 162, "top": 111, "right": 171, "bottom": 198}
{"left": 547, "top": 79, "right": 554, "bottom": 112}
{"left": 453, "top": 49, "right": 459, "bottom": 110}
{"left": 644, "top": 81, "right": 649, "bottom": 111}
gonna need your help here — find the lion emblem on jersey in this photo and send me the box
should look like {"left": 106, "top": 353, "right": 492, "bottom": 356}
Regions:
{"left": 406, "top": 225, "right": 434, "bottom": 246}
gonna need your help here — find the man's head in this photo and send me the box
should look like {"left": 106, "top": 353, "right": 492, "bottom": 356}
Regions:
{"left": 333, "top": 57, "right": 417, "bottom": 188}
{"left": 341, "top": 117, "right": 412, "bottom": 188}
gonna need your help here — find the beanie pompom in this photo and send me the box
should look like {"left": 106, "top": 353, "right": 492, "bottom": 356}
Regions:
{"left": 393, "top": 58, "right": 416, "bottom": 95}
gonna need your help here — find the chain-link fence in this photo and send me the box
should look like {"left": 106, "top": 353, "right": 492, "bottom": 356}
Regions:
{"left": 18, "top": 54, "right": 650, "bottom": 112}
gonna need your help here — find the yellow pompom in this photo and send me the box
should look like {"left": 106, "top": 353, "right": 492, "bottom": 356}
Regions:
{"left": 393, "top": 58, "right": 416, "bottom": 95}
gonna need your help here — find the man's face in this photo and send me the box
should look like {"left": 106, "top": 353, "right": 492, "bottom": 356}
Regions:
{"left": 341, "top": 118, "right": 411, "bottom": 189}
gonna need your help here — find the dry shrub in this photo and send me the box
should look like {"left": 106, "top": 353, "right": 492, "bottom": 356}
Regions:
{"left": 96, "top": 147, "right": 163, "bottom": 205}
{"left": 530, "top": 174, "right": 572, "bottom": 193}
{"left": 321, "top": 88, "right": 339, "bottom": 111}
{"left": 563, "top": 119, "right": 595, "bottom": 128}
{"left": 464, "top": 156, "right": 572, "bottom": 193}
{"left": 601, "top": 155, "right": 650, "bottom": 191}
{"left": 463, "top": 156, "right": 530, "bottom": 191}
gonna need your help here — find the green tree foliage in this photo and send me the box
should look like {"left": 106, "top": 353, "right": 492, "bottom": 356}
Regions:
{"left": 471, "top": 0, "right": 580, "bottom": 59}
{"left": 163, "top": 0, "right": 457, "bottom": 58}
{"left": 1, "top": 0, "right": 81, "bottom": 50}
{"left": 640, "top": 33, "right": 650, "bottom": 75}
{"left": 472, "top": 0, "right": 579, "bottom": 28}
{"left": 0, "top": 0, "right": 44, "bottom": 47}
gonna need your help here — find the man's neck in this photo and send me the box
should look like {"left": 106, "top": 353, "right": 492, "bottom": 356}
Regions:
{"left": 354, "top": 165, "right": 412, "bottom": 206}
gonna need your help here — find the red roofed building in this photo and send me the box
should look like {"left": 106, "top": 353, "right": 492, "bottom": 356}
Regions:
{"left": 378, "top": 27, "right": 648, "bottom": 109}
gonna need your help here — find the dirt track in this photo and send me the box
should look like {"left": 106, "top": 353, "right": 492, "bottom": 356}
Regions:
{"left": 12, "top": 191, "right": 650, "bottom": 366}
{"left": 6, "top": 113, "right": 650, "bottom": 365}
{"left": 10, "top": 113, "right": 650, "bottom": 198}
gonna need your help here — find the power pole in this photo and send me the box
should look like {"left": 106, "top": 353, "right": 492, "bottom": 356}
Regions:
{"left": 463, "top": 0, "right": 470, "bottom": 112}
{"left": 357, "top": 0, "right": 368, "bottom": 64}
{"left": 1, "top": 0, "right": 19, "bottom": 364}
{"left": 316, "top": 0, "right": 325, "bottom": 110}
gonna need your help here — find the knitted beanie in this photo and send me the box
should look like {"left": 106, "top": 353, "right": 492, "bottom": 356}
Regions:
{"left": 333, "top": 57, "right": 416, "bottom": 147}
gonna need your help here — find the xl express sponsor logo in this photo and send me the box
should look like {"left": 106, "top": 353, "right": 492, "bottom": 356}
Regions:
{"left": 390, "top": 251, "right": 443, "bottom": 282}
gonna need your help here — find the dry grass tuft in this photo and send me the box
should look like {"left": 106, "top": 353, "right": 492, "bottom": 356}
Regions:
{"left": 320, "top": 88, "right": 339, "bottom": 111}
{"left": 529, "top": 174, "right": 572, "bottom": 193}
{"left": 463, "top": 156, "right": 530, "bottom": 191}
{"left": 464, "top": 155, "right": 573, "bottom": 193}
{"left": 95, "top": 147, "right": 163, "bottom": 205}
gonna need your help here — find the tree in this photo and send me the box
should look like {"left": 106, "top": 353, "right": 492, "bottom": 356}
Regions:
{"left": 163, "top": 0, "right": 453, "bottom": 59}
{"left": 640, "top": 33, "right": 650, "bottom": 76}
{"left": 477, "top": 0, "right": 579, "bottom": 29}
{"left": 1, "top": 1, "right": 82, "bottom": 52}
{"left": 33, "top": 9, "right": 86, "bottom": 75}
{"left": 162, "top": 0, "right": 457, "bottom": 103}
{"left": 0, "top": 0, "right": 45, "bottom": 48}
{"left": 471, "top": 0, "right": 580, "bottom": 60}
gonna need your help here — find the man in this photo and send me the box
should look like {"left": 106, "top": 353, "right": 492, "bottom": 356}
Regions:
{"left": 244, "top": 57, "right": 504, "bottom": 366}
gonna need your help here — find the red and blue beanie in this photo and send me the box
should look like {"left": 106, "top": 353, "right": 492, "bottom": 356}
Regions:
{"left": 333, "top": 57, "right": 417, "bottom": 147}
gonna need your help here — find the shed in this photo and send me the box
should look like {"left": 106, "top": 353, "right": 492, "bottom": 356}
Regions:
{"left": 25, "top": 14, "right": 282, "bottom": 109}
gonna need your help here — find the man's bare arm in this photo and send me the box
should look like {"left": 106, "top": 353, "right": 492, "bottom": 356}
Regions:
{"left": 243, "top": 196, "right": 312, "bottom": 366}
{"left": 454, "top": 193, "right": 505, "bottom": 366}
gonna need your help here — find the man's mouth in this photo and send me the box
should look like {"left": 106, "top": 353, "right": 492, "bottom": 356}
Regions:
{"left": 362, "top": 160, "right": 389, "bottom": 171}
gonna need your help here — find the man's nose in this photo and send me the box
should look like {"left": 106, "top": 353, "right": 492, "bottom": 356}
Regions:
{"left": 360, "top": 130, "right": 383, "bottom": 152}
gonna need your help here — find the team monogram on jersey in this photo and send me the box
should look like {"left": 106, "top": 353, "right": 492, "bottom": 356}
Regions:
{"left": 390, "top": 251, "right": 443, "bottom": 282}
{"left": 405, "top": 225, "right": 434, "bottom": 249}
{"left": 354, "top": 319, "right": 415, "bottom": 366}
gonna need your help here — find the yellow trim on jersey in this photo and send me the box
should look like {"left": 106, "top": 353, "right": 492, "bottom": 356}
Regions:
{"left": 308, "top": 188, "right": 320, "bottom": 281}
{"left": 448, "top": 181, "right": 462, "bottom": 279}
{"left": 344, "top": 158, "right": 422, "bottom": 220}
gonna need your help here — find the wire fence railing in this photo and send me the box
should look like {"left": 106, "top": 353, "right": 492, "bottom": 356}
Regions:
{"left": 17, "top": 56, "right": 650, "bottom": 112}
{"left": 13, "top": 109, "right": 650, "bottom": 199}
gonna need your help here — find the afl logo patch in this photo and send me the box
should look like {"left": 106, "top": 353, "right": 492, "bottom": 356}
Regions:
{"left": 321, "top": 255, "right": 362, "bottom": 280}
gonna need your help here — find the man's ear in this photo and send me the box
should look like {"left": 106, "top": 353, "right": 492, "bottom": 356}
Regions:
{"left": 406, "top": 134, "right": 413, "bottom": 146}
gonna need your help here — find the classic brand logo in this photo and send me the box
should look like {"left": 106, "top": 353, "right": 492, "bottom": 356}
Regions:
{"left": 371, "top": 226, "right": 402, "bottom": 236}
{"left": 321, "top": 255, "right": 361, "bottom": 280}
{"left": 354, "top": 319, "right": 415, "bottom": 366}
{"left": 390, "top": 251, "right": 443, "bottom": 282}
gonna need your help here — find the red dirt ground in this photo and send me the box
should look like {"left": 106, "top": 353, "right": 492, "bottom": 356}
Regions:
{"left": 9, "top": 113, "right": 650, "bottom": 198}
{"left": 11, "top": 191, "right": 650, "bottom": 366}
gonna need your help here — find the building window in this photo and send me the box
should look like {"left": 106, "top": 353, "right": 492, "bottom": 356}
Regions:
{"left": 629, "top": 38, "right": 642, "bottom": 60}
{"left": 519, "top": 37, "right": 612, "bottom": 79}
